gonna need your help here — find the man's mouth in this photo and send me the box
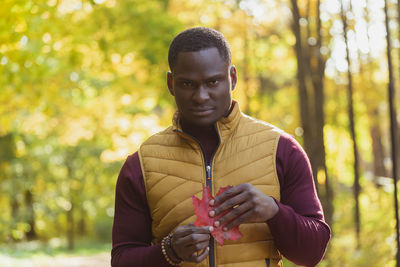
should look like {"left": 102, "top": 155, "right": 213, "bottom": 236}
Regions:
{"left": 190, "top": 108, "right": 214, "bottom": 116}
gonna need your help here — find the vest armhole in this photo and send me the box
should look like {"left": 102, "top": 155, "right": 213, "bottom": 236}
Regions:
{"left": 138, "top": 145, "right": 150, "bottom": 206}
{"left": 272, "top": 131, "right": 282, "bottom": 201}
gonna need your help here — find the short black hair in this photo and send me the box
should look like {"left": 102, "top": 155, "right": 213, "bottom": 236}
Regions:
{"left": 168, "top": 27, "right": 232, "bottom": 70}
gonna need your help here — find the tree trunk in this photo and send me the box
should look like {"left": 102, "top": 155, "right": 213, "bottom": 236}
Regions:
{"left": 362, "top": 0, "right": 388, "bottom": 182}
{"left": 67, "top": 202, "right": 74, "bottom": 250}
{"left": 313, "top": 0, "right": 333, "bottom": 227}
{"left": 290, "top": 0, "right": 316, "bottom": 186}
{"left": 341, "top": 0, "right": 361, "bottom": 248}
{"left": 78, "top": 207, "right": 86, "bottom": 236}
{"left": 66, "top": 163, "right": 75, "bottom": 250}
{"left": 396, "top": 0, "right": 400, "bottom": 185}
{"left": 10, "top": 196, "right": 19, "bottom": 241}
{"left": 25, "top": 190, "right": 36, "bottom": 240}
{"left": 384, "top": 0, "right": 400, "bottom": 263}
{"left": 243, "top": 25, "right": 251, "bottom": 115}
{"left": 357, "top": 0, "right": 387, "bottom": 183}
{"left": 370, "top": 121, "right": 388, "bottom": 178}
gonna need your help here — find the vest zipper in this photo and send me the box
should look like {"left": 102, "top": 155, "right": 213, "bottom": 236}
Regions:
{"left": 206, "top": 165, "right": 211, "bottom": 180}
{"left": 174, "top": 126, "right": 220, "bottom": 267}
{"left": 205, "top": 164, "right": 215, "bottom": 267}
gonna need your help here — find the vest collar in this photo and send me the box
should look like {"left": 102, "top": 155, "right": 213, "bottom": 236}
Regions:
{"left": 172, "top": 100, "right": 242, "bottom": 143}
{"left": 215, "top": 100, "right": 241, "bottom": 143}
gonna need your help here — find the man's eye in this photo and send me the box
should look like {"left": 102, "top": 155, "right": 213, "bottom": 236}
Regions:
{"left": 183, "top": 81, "right": 193, "bottom": 87}
{"left": 207, "top": 80, "right": 218, "bottom": 86}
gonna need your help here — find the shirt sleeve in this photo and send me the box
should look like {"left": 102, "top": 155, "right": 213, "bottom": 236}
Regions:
{"left": 267, "top": 133, "right": 331, "bottom": 266}
{"left": 111, "top": 152, "right": 171, "bottom": 267}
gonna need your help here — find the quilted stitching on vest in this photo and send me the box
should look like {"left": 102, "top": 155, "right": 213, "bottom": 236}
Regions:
{"left": 139, "top": 102, "right": 284, "bottom": 267}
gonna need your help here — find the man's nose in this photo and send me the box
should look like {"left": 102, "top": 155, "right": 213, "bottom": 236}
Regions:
{"left": 192, "top": 85, "right": 210, "bottom": 103}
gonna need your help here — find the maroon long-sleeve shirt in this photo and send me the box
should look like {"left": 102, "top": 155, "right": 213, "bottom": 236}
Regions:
{"left": 111, "top": 126, "right": 331, "bottom": 267}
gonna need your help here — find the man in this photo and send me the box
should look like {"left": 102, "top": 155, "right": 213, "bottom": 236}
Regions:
{"left": 111, "top": 27, "right": 330, "bottom": 267}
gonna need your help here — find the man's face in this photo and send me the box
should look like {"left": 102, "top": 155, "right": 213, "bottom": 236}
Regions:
{"left": 167, "top": 47, "right": 237, "bottom": 127}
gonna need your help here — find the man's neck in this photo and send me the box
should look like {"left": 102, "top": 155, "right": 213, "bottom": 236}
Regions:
{"left": 181, "top": 120, "right": 218, "bottom": 164}
{"left": 181, "top": 120, "right": 216, "bottom": 140}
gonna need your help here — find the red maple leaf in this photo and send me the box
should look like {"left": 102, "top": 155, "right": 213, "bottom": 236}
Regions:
{"left": 192, "top": 186, "right": 243, "bottom": 246}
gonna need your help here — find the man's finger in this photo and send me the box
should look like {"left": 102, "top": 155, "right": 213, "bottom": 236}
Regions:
{"left": 223, "top": 209, "right": 252, "bottom": 231}
{"left": 211, "top": 185, "right": 242, "bottom": 206}
{"left": 191, "top": 246, "right": 210, "bottom": 263}
{"left": 174, "top": 225, "right": 213, "bottom": 238}
{"left": 180, "top": 240, "right": 209, "bottom": 262}
{"left": 174, "top": 233, "right": 211, "bottom": 247}
{"left": 210, "top": 192, "right": 246, "bottom": 217}
{"left": 187, "top": 240, "right": 210, "bottom": 254}
{"left": 214, "top": 201, "right": 252, "bottom": 227}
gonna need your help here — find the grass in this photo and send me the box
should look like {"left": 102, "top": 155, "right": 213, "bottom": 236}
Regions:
{"left": 0, "top": 238, "right": 111, "bottom": 258}
{"left": 0, "top": 239, "right": 111, "bottom": 267}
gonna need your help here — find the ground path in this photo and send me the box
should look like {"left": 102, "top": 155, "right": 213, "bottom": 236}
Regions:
{"left": 0, "top": 252, "right": 110, "bottom": 267}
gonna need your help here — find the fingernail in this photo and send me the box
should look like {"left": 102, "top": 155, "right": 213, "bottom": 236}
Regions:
{"left": 209, "top": 226, "right": 214, "bottom": 232}
{"left": 223, "top": 227, "right": 227, "bottom": 231}
{"left": 209, "top": 210, "right": 215, "bottom": 217}
{"left": 209, "top": 200, "right": 215, "bottom": 206}
{"left": 214, "top": 221, "right": 220, "bottom": 227}
{"left": 207, "top": 247, "right": 210, "bottom": 251}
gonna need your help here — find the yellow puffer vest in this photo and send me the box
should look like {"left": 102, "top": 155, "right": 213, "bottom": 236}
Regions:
{"left": 139, "top": 102, "right": 283, "bottom": 267}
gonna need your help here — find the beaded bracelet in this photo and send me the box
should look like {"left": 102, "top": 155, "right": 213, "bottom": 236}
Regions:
{"left": 161, "top": 235, "right": 182, "bottom": 266}
{"left": 167, "top": 233, "right": 183, "bottom": 262}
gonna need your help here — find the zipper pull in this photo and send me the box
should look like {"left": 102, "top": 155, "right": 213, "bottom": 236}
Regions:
{"left": 206, "top": 165, "right": 211, "bottom": 180}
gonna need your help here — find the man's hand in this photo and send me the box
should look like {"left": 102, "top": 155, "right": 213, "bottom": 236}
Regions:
{"left": 170, "top": 224, "right": 213, "bottom": 263}
{"left": 208, "top": 183, "right": 279, "bottom": 231}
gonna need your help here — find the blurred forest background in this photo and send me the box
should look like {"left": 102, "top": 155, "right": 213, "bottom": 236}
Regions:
{"left": 1, "top": 0, "right": 400, "bottom": 266}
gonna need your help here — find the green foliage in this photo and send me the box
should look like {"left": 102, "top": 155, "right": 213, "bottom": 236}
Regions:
{"left": 0, "top": 0, "right": 398, "bottom": 266}
{"left": 0, "top": 0, "right": 181, "bottom": 249}
{"left": 325, "top": 183, "right": 395, "bottom": 266}
{"left": 282, "top": 182, "right": 397, "bottom": 266}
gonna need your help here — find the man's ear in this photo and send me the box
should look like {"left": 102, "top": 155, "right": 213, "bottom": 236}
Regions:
{"left": 230, "top": 65, "right": 237, "bottom": 91}
{"left": 167, "top": 71, "right": 174, "bottom": 96}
